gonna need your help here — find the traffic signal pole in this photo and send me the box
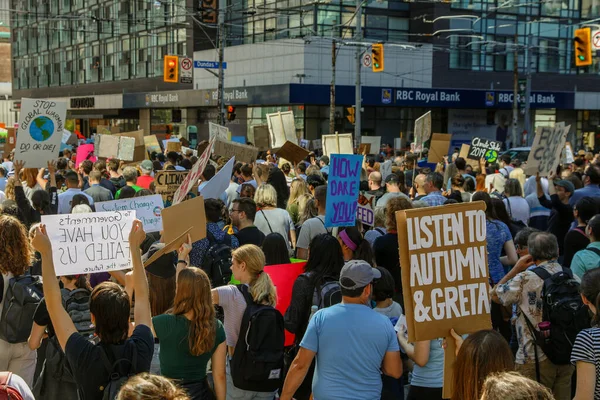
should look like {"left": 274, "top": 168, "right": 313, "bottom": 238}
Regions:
{"left": 354, "top": 0, "right": 363, "bottom": 144}
{"left": 217, "top": 0, "right": 226, "bottom": 126}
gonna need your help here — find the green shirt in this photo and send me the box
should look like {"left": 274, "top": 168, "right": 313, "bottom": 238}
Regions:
{"left": 152, "top": 314, "right": 226, "bottom": 381}
{"left": 115, "top": 184, "right": 142, "bottom": 199}
{"left": 571, "top": 241, "right": 600, "bottom": 280}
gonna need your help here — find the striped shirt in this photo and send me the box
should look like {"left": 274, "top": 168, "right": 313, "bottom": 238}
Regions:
{"left": 571, "top": 328, "right": 600, "bottom": 399}
{"left": 215, "top": 284, "right": 248, "bottom": 348}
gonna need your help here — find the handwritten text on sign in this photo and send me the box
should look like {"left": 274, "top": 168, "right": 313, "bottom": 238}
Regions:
{"left": 467, "top": 137, "right": 502, "bottom": 162}
{"left": 524, "top": 124, "right": 570, "bottom": 177}
{"left": 42, "top": 211, "right": 135, "bottom": 276}
{"left": 96, "top": 194, "right": 164, "bottom": 233}
{"left": 397, "top": 202, "right": 492, "bottom": 342}
{"left": 325, "top": 154, "right": 362, "bottom": 227}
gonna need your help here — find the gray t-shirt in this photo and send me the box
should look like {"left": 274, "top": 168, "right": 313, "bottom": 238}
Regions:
{"left": 254, "top": 208, "right": 295, "bottom": 249}
{"left": 296, "top": 215, "right": 332, "bottom": 250}
{"left": 374, "top": 301, "right": 403, "bottom": 319}
{"left": 376, "top": 191, "right": 410, "bottom": 208}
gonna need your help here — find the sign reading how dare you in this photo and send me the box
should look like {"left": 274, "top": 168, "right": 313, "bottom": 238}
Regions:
{"left": 325, "top": 154, "right": 362, "bottom": 227}
{"left": 42, "top": 211, "right": 136, "bottom": 276}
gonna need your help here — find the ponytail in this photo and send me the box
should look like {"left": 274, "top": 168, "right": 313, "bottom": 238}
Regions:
{"left": 232, "top": 245, "right": 277, "bottom": 307}
{"left": 354, "top": 239, "right": 374, "bottom": 267}
{"left": 64, "top": 274, "right": 92, "bottom": 291}
{"left": 250, "top": 271, "right": 277, "bottom": 307}
{"left": 340, "top": 226, "right": 375, "bottom": 266}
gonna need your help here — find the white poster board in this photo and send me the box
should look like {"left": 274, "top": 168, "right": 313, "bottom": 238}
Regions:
{"left": 200, "top": 157, "right": 235, "bottom": 200}
{"left": 266, "top": 111, "right": 297, "bottom": 148}
{"left": 15, "top": 98, "right": 67, "bottom": 168}
{"left": 524, "top": 124, "right": 570, "bottom": 177}
{"left": 96, "top": 195, "right": 164, "bottom": 233}
{"left": 414, "top": 111, "right": 432, "bottom": 153}
{"left": 41, "top": 210, "right": 136, "bottom": 276}
{"left": 361, "top": 136, "right": 382, "bottom": 155}
{"left": 95, "top": 134, "right": 136, "bottom": 161}
{"left": 322, "top": 133, "right": 353, "bottom": 157}
{"left": 209, "top": 122, "right": 230, "bottom": 142}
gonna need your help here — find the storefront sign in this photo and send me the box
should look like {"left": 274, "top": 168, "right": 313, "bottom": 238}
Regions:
{"left": 70, "top": 97, "right": 95, "bottom": 109}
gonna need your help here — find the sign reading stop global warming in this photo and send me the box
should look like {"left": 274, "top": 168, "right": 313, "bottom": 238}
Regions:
{"left": 15, "top": 98, "right": 67, "bottom": 168}
{"left": 96, "top": 195, "right": 164, "bottom": 233}
{"left": 325, "top": 154, "right": 362, "bottom": 227}
{"left": 467, "top": 137, "right": 502, "bottom": 162}
{"left": 396, "top": 201, "right": 492, "bottom": 342}
{"left": 41, "top": 211, "right": 136, "bottom": 276}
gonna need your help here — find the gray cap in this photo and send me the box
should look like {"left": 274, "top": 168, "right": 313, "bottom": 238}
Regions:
{"left": 555, "top": 179, "right": 575, "bottom": 193}
{"left": 339, "top": 260, "right": 381, "bottom": 290}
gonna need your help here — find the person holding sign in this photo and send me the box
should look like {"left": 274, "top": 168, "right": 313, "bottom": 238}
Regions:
{"left": 30, "top": 220, "right": 154, "bottom": 400}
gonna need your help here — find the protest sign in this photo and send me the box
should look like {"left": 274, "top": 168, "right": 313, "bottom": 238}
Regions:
{"left": 97, "top": 125, "right": 111, "bottom": 135}
{"left": 167, "top": 141, "right": 182, "bottom": 153}
{"left": 75, "top": 144, "right": 97, "bottom": 168}
{"left": 96, "top": 194, "right": 164, "bottom": 233}
{"left": 144, "top": 135, "right": 162, "bottom": 155}
{"left": 42, "top": 210, "right": 136, "bottom": 276}
{"left": 357, "top": 192, "right": 375, "bottom": 226}
{"left": 15, "top": 98, "right": 67, "bottom": 168}
{"left": 266, "top": 111, "right": 297, "bottom": 148}
{"left": 264, "top": 261, "right": 307, "bottom": 346}
{"left": 467, "top": 137, "right": 502, "bottom": 162}
{"left": 428, "top": 134, "right": 452, "bottom": 164}
{"left": 311, "top": 139, "right": 322, "bottom": 150}
{"left": 524, "top": 124, "right": 570, "bottom": 176}
{"left": 172, "top": 137, "right": 215, "bottom": 205}
{"left": 299, "top": 139, "right": 309, "bottom": 150}
{"left": 325, "top": 154, "right": 362, "bottom": 227}
{"left": 2, "top": 128, "right": 16, "bottom": 158}
{"left": 181, "top": 146, "right": 198, "bottom": 157}
{"left": 361, "top": 136, "right": 381, "bottom": 155}
{"left": 564, "top": 142, "right": 575, "bottom": 164}
{"left": 155, "top": 170, "right": 198, "bottom": 207}
{"left": 161, "top": 194, "right": 207, "bottom": 243}
{"left": 61, "top": 131, "right": 72, "bottom": 144}
{"left": 163, "top": 138, "right": 180, "bottom": 150}
{"left": 213, "top": 138, "right": 258, "bottom": 163}
{"left": 200, "top": 157, "right": 235, "bottom": 200}
{"left": 143, "top": 227, "right": 193, "bottom": 267}
{"left": 253, "top": 125, "right": 270, "bottom": 151}
{"left": 275, "top": 141, "right": 310, "bottom": 163}
{"left": 209, "top": 122, "right": 229, "bottom": 142}
{"left": 414, "top": 111, "right": 432, "bottom": 153}
{"left": 322, "top": 133, "right": 353, "bottom": 158}
{"left": 459, "top": 144, "right": 479, "bottom": 169}
{"left": 95, "top": 134, "right": 136, "bottom": 161}
{"left": 358, "top": 143, "right": 371, "bottom": 155}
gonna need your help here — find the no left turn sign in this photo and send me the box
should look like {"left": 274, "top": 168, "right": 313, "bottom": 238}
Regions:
{"left": 362, "top": 53, "right": 372, "bottom": 68}
{"left": 181, "top": 57, "right": 192, "bottom": 70}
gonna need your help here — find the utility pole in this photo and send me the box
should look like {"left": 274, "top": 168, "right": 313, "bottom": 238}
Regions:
{"left": 523, "top": 30, "right": 532, "bottom": 145}
{"left": 217, "top": 0, "right": 226, "bottom": 126}
{"left": 512, "top": 29, "right": 518, "bottom": 148}
{"left": 329, "top": 40, "right": 336, "bottom": 134}
{"left": 354, "top": 0, "right": 362, "bottom": 144}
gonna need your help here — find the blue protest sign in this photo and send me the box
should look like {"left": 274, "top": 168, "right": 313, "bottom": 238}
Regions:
{"left": 325, "top": 154, "right": 363, "bottom": 228}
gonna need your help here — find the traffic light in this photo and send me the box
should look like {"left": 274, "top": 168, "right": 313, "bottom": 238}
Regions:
{"left": 346, "top": 107, "right": 355, "bottom": 124}
{"left": 574, "top": 27, "right": 592, "bottom": 67}
{"left": 372, "top": 43, "right": 384, "bottom": 72}
{"left": 227, "top": 105, "right": 236, "bottom": 121}
{"left": 164, "top": 55, "right": 179, "bottom": 82}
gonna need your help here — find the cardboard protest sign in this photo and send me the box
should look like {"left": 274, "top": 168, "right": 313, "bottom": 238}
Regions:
{"left": 564, "top": 142, "right": 575, "bottom": 164}
{"left": 95, "top": 134, "right": 136, "bottom": 161}
{"left": 361, "top": 136, "right": 381, "bottom": 155}
{"left": 524, "top": 124, "right": 570, "bottom": 177}
{"left": 325, "top": 154, "right": 362, "bottom": 227}
{"left": 200, "top": 157, "right": 235, "bottom": 200}
{"left": 396, "top": 201, "right": 492, "bottom": 398}
{"left": 252, "top": 125, "right": 270, "bottom": 151}
{"left": 97, "top": 125, "right": 111, "bottom": 135}
{"left": 275, "top": 141, "right": 310, "bottom": 164}
{"left": 2, "top": 128, "right": 16, "bottom": 158}
{"left": 155, "top": 170, "right": 198, "bottom": 207}
{"left": 312, "top": 139, "right": 322, "bottom": 150}
{"left": 357, "top": 192, "right": 375, "bottom": 226}
{"left": 181, "top": 146, "right": 198, "bottom": 157}
{"left": 144, "top": 135, "right": 162, "bottom": 155}
{"left": 172, "top": 137, "right": 215, "bottom": 205}
{"left": 358, "top": 143, "right": 371, "bottom": 155}
{"left": 322, "top": 133, "right": 353, "bottom": 157}
{"left": 213, "top": 138, "right": 258, "bottom": 164}
{"left": 459, "top": 144, "right": 479, "bottom": 169}
{"left": 161, "top": 194, "right": 207, "bottom": 244}
{"left": 428, "top": 134, "right": 452, "bottom": 164}
{"left": 42, "top": 210, "right": 136, "bottom": 276}
{"left": 266, "top": 111, "right": 297, "bottom": 148}
{"left": 414, "top": 111, "right": 432, "bottom": 153}
{"left": 15, "top": 98, "right": 67, "bottom": 168}
{"left": 209, "top": 122, "right": 229, "bottom": 142}
{"left": 143, "top": 227, "right": 193, "bottom": 267}
{"left": 96, "top": 195, "right": 164, "bottom": 233}
{"left": 467, "top": 137, "right": 502, "bottom": 162}
{"left": 167, "top": 141, "right": 182, "bottom": 153}
{"left": 76, "top": 144, "right": 97, "bottom": 168}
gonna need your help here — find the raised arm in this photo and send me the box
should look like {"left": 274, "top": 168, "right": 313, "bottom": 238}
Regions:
{"left": 129, "top": 220, "right": 152, "bottom": 328}
{"left": 176, "top": 234, "right": 192, "bottom": 285}
{"left": 36, "top": 167, "right": 48, "bottom": 189}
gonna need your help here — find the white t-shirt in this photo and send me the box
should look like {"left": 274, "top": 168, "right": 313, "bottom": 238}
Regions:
{"left": 504, "top": 196, "right": 530, "bottom": 225}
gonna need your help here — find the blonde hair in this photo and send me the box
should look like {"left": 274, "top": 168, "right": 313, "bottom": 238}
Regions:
{"left": 479, "top": 372, "right": 554, "bottom": 400}
{"left": 171, "top": 268, "right": 216, "bottom": 355}
{"left": 305, "top": 165, "right": 322, "bottom": 178}
{"left": 509, "top": 168, "right": 526, "bottom": 194}
{"left": 116, "top": 373, "right": 189, "bottom": 400}
{"left": 374, "top": 206, "right": 386, "bottom": 228}
{"left": 288, "top": 179, "right": 309, "bottom": 209}
{"left": 254, "top": 184, "right": 278, "bottom": 208}
{"left": 4, "top": 177, "right": 15, "bottom": 201}
{"left": 72, "top": 204, "right": 93, "bottom": 213}
{"left": 232, "top": 245, "right": 276, "bottom": 306}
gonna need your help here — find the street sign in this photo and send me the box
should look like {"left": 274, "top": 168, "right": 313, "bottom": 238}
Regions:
{"left": 194, "top": 60, "right": 228, "bottom": 69}
{"left": 593, "top": 30, "right": 600, "bottom": 50}
{"left": 180, "top": 57, "right": 193, "bottom": 84}
{"left": 362, "top": 53, "right": 372, "bottom": 68}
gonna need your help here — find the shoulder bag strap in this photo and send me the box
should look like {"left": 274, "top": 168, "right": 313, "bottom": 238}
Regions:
{"left": 375, "top": 228, "right": 385, "bottom": 235}
{"left": 531, "top": 267, "right": 552, "bottom": 281}
{"left": 574, "top": 227, "right": 588, "bottom": 238}
{"left": 506, "top": 197, "right": 513, "bottom": 218}
{"left": 0, "top": 371, "right": 11, "bottom": 387}
{"left": 317, "top": 216, "right": 331, "bottom": 234}
{"left": 586, "top": 246, "right": 600, "bottom": 258}
{"left": 521, "top": 310, "right": 541, "bottom": 383}
{"left": 260, "top": 209, "right": 273, "bottom": 233}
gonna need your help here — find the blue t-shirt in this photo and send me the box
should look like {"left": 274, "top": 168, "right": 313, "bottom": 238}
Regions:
{"left": 409, "top": 339, "right": 444, "bottom": 388}
{"left": 300, "top": 303, "right": 399, "bottom": 400}
{"left": 486, "top": 220, "right": 512, "bottom": 284}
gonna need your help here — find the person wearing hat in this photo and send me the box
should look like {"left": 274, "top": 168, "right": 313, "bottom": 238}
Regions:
{"left": 536, "top": 171, "right": 574, "bottom": 258}
{"left": 280, "top": 260, "right": 402, "bottom": 400}
{"left": 376, "top": 173, "right": 409, "bottom": 208}
{"left": 137, "top": 160, "right": 155, "bottom": 190}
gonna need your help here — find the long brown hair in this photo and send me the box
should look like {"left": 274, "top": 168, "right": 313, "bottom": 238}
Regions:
{"left": 171, "top": 267, "right": 216, "bottom": 356}
{"left": 452, "top": 330, "right": 514, "bottom": 400}
{"left": 0, "top": 215, "right": 34, "bottom": 275}
{"left": 148, "top": 273, "right": 175, "bottom": 316}
{"left": 22, "top": 168, "right": 38, "bottom": 188}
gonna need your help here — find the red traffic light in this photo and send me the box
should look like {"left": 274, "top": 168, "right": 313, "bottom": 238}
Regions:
{"left": 227, "top": 105, "right": 235, "bottom": 113}
{"left": 167, "top": 60, "right": 176, "bottom": 68}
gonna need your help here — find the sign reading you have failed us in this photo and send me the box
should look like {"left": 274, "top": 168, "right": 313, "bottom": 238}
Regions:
{"left": 15, "top": 98, "right": 67, "bottom": 168}
{"left": 325, "top": 154, "right": 362, "bottom": 228}
{"left": 96, "top": 194, "right": 164, "bottom": 233}
{"left": 41, "top": 211, "right": 136, "bottom": 276}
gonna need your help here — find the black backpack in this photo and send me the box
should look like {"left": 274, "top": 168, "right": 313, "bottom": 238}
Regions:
{"left": 202, "top": 231, "right": 233, "bottom": 287}
{"left": 0, "top": 272, "right": 43, "bottom": 343}
{"left": 99, "top": 341, "right": 138, "bottom": 400}
{"left": 230, "top": 285, "right": 285, "bottom": 392}
{"left": 311, "top": 278, "right": 342, "bottom": 311}
{"left": 61, "top": 288, "right": 94, "bottom": 341}
{"left": 524, "top": 267, "right": 590, "bottom": 366}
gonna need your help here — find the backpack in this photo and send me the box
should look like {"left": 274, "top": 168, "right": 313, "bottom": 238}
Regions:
{"left": 311, "top": 279, "right": 342, "bottom": 311}
{"left": 524, "top": 267, "right": 590, "bottom": 366}
{"left": 99, "top": 341, "right": 138, "bottom": 400}
{"left": 0, "top": 273, "right": 43, "bottom": 343}
{"left": 230, "top": 285, "right": 284, "bottom": 392}
{"left": 61, "top": 288, "right": 94, "bottom": 340}
{"left": 0, "top": 372, "right": 24, "bottom": 400}
{"left": 202, "top": 231, "right": 233, "bottom": 288}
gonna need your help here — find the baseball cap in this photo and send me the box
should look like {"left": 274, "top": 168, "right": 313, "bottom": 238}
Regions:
{"left": 339, "top": 260, "right": 381, "bottom": 290}
{"left": 140, "top": 160, "right": 153, "bottom": 171}
{"left": 385, "top": 173, "right": 401, "bottom": 185}
{"left": 555, "top": 180, "right": 575, "bottom": 193}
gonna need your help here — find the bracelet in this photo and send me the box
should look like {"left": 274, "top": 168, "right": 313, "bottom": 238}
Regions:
{"left": 177, "top": 260, "right": 188, "bottom": 266}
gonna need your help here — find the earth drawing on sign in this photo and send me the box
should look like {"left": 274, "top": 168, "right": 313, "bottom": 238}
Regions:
{"left": 30, "top": 116, "right": 55, "bottom": 142}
